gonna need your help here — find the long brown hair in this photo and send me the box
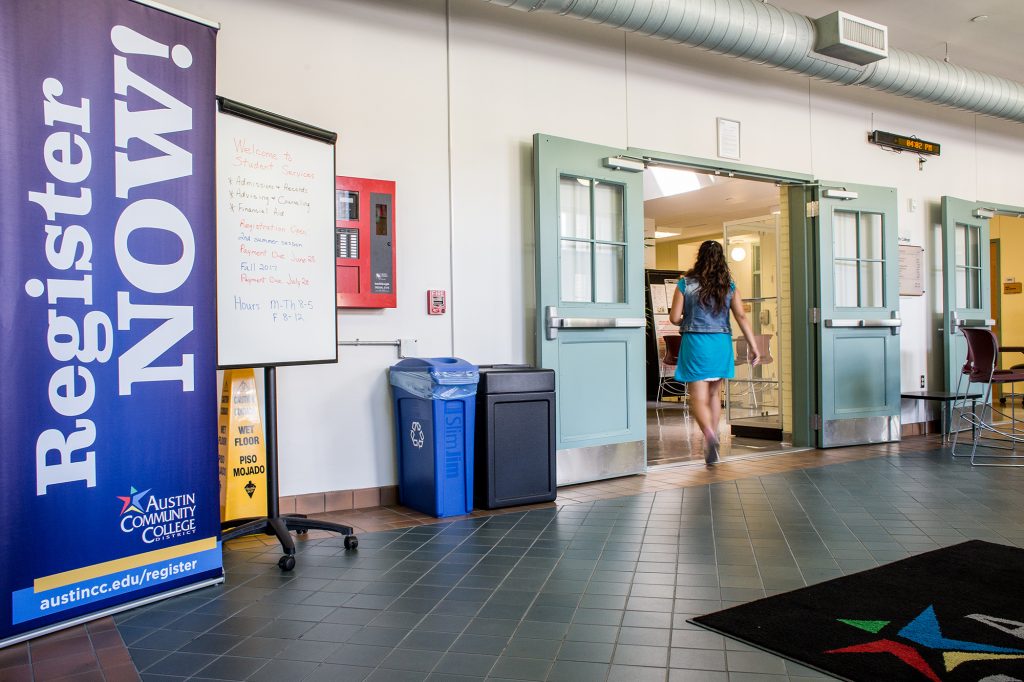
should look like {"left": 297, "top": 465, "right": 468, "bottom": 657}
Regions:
{"left": 686, "top": 240, "right": 732, "bottom": 312}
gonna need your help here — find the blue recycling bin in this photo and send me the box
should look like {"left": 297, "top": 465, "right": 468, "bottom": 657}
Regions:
{"left": 389, "top": 357, "right": 479, "bottom": 517}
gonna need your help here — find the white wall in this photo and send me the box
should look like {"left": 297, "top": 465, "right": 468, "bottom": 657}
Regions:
{"left": 173, "top": 0, "right": 1024, "bottom": 494}
{"left": 178, "top": 0, "right": 454, "bottom": 494}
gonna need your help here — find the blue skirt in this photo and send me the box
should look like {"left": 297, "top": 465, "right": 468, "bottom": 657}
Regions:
{"left": 675, "top": 333, "right": 735, "bottom": 382}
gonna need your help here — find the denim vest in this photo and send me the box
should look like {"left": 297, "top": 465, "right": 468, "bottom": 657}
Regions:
{"left": 679, "top": 277, "right": 733, "bottom": 334}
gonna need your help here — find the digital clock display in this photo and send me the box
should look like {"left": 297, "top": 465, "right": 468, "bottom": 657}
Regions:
{"left": 869, "top": 130, "right": 941, "bottom": 156}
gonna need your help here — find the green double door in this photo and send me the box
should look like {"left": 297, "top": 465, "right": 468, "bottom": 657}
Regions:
{"left": 535, "top": 137, "right": 906, "bottom": 480}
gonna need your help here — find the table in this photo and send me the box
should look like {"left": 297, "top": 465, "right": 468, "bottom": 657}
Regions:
{"left": 901, "top": 390, "right": 982, "bottom": 443}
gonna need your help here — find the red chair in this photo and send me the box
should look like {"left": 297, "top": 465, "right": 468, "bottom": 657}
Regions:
{"left": 951, "top": 327, "right": 1024, "bottom": 465}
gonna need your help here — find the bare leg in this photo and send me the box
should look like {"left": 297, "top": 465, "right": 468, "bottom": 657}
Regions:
{"left": 708, "top": 379, "right": 723, "bottom": 441}
{"left": 689, "top": 381, "right": 720, "bottom": 464}
{"left": 688, "top": 381, "right": 713, "bottom": 440}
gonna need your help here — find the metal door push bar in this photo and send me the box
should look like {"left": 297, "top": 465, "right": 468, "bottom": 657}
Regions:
{"left": 546, "top": 306, "right": 645, "bottom": 340}
{"left": 824, "top": 318, "right": 903, "bottom": 334}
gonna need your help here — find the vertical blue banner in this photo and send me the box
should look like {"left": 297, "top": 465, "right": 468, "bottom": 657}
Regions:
{"left": 0, "top": 0, "right": 220, "bottom": 645}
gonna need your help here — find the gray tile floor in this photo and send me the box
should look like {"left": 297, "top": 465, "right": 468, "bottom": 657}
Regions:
{"left": 116, "top": 447, "right": 1024, "bottom": 681}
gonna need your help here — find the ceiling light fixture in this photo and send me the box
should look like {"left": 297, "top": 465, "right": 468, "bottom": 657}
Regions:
{"left": 730, "top": 246, "right": 747, "bottom": 262}
{"left": 653, "top": 231, "right": 678, "bottom": 239}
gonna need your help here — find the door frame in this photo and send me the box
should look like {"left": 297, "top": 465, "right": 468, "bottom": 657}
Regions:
{"left": 991, "top": 239, "right": 1002, "bottom": 344}
{"left": 627, "top": 147, "right": 815, "bottom": 445}
{"left": 991, "top": 239, "right": 1002, "bottom": 401}
{"left": 787, "top": 184, "right": 819, "bottom": 448}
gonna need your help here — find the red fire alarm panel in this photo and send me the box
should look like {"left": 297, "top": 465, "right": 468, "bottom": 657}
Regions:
{"left": 428, "top": 290, "right": 446, "bottom": 315}
{"left": 335, "top": 176, "right": 396, "bottom": 308}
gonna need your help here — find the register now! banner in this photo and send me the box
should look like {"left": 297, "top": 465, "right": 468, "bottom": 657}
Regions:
{"left": 0, "top": 0, "right": 221, "bottom": 645}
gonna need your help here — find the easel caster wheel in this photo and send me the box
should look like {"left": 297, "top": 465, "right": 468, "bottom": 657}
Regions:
{"left": 296, "top": 529, "right": 308, "bottom": 535}
{"left": 344, "top": 535, "right": 359, "bottom": 550}
{"left": 278, "top": 555, "right": 296, "bottom": 571}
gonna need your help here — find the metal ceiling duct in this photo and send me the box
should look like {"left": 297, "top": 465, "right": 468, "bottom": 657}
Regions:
{"left": 481, "top": 0, "right": 1024, "bottom": 124}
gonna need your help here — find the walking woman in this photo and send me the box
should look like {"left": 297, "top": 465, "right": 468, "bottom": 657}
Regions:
{"left": 669, "top": 240, "right": 761, "bottom": 464}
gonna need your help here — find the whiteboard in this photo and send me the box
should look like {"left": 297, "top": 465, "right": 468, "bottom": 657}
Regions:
{"left": 215, "top": 103, "right": 338, "bottom": 367}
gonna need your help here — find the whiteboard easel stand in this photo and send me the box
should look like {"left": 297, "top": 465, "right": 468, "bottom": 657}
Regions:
{"left": 221, "top": 367, "right": 358, "bottom": 570}
{"left": 216, "top": 98, "right": 355, "bottom": 570}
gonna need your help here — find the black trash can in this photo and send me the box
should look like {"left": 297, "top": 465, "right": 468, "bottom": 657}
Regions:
{"left": 475, "top": 365, "right": 556, "bottom": 509}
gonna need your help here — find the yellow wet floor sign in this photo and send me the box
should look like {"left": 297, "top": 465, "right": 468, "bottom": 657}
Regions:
{"left": 218, "top": 369, "right": 268, "bottom": 521}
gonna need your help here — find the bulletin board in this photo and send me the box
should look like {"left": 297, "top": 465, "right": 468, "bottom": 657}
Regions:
{"left": 899, "top": 244, "right": 925, "bottom": 296}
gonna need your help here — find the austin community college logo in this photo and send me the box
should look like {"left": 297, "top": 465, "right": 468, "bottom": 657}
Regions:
{"left": 117, "top": 486, "right": 198, "bottom": 544}
{"left": 826, "top": 605, "right": 1024, "bottom": 680}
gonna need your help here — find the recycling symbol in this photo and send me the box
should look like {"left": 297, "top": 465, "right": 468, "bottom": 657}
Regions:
{"left": 244, "top": 481, "right": 256, "bottom": 498}
{"left": 410, "top": 421, "right": 425, "bottom": 448}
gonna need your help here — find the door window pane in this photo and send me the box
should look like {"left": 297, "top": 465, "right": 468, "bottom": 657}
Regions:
{"left": 967, "top": 269, "right": 980, "bottom": 308}
{"left": 558, "top": 175, "right": 627, "bottom": 304}
{"left": 967, "top": 222, "right": 981, "bottom": 306}
{"left": 595, "top": 244, "right": 625, "bottom": 303}
{"left": 833, "top": 209, "right": 886, "bottom": 307}
{"left": 859, "top": 262, "right": 883, "bottom": 308}
{"left": 955, "top": 224, "right": 967, "bottom": 267}
{"left": 957, "top": 266, "right": 980, "bottom": 308}
{"left": 833, "top": 210, "right": 859, "bottom": 307}
{"left": 559, "top": 176, "right": 590, "bottom": 239}
{"left": 833, "top": 211, "right": 857, "bottom": 258}
{"left": 859, "top": 213, "right": 883, "bottom": 259}
{"left": 594, "top": 182, "right": 624, "bottom": 242}
{"left": 968, "top": 224, "right": 980, "bottom": 266}
{"left": 560, "top": 240, "right": 592, "bottom": 302}
{"left": 834, "top": 261, "right": 858, "bottom": 307}
{"left": 954, "top": 223, "right": 981, "bottom": 309}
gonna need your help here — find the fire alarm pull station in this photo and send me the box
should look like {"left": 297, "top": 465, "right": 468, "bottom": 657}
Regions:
{"left": 335, "top": 176, "right": 396, "bottom": 308}
{"left": 428, "top": 290, "right": 446, "bottom": 315}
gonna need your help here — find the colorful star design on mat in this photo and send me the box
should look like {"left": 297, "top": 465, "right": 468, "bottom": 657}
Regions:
{"left": 116, "top": 486, "right": 149, "bottom": 515}
{"left": 825, "top": 605, "right": 1024, "bottom": 680}
{"left": 900, "top": 607, "right": 1023, "bottom": 654}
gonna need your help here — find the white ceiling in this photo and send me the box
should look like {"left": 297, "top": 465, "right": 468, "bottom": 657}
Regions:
{"left": 645, "top": 174, "right": 780, "bottom": 243}
{"left": 647, "top": 1, "right": 1024, "bottom": 245}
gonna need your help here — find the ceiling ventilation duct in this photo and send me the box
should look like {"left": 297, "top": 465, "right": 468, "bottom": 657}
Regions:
{"left": 813, "top": 11, "right": 887, "bottom": 66}
{"left": 480, "top": 0, "right": 1024, "bottom": 124}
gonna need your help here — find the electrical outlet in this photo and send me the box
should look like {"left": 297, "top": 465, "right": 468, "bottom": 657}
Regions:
{"left": 919, "top": 375, "right": 926, "bottom": 388}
